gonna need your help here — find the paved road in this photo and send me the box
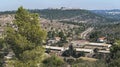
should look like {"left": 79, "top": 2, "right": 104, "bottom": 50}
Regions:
{"left": 80, "top": 27, "right": 94, "bottom": 39}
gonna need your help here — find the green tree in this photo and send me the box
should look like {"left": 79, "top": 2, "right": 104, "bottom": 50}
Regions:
{"left": 58, "top": 31, "right": 67, "bottom": 43}
{"left": 62, "top": 45, "right": 77, "bottom": 57}
{"left": 0, "top": 38, "right": 9, "bottom": 67}
{"left": 5, "top": 6, "right": 47, "bottom": 67}
{"left": 42, "top": 55, "right": 66, "bottom": 67}
{"left": 108, "top": 40, "right": 120, "bottom": 67}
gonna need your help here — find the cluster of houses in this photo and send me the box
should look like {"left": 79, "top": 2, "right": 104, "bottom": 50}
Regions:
{"left": 46, "top": 36, "right": 111, "bottom": 53}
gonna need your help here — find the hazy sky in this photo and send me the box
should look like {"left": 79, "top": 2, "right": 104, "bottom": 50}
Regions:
{"left": 0, "top": 0, "right": 120, "bottom": 11}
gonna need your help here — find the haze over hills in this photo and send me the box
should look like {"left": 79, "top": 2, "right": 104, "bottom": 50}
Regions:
{"left": 91, "top": 9, "right": 120, "bottom": 21}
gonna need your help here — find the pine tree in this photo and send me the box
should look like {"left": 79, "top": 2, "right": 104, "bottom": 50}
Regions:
{"left": 5, "top": 6, "right": 47, "bottom": 67}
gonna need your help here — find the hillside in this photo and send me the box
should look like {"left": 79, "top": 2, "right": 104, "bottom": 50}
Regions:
{"left": 0, "top": 9, "right": 113, "bottom": 41}
{"left": 30, "top": 9, "right": 108, "bottom": 24}
{"left": 0, "top": 9, "right": 110, "bottom": 24}
{"left": 1, "top": 9, "right": 120, "bottom": 41}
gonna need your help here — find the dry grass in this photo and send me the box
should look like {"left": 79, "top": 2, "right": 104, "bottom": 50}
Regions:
{"left": 79, "top": 57, "right": 97, "bottom": 62}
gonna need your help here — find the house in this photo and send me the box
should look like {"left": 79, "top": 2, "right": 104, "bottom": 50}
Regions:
{"left": 98, "top": 37, "right": 107, "bottom": 43}
{"left": 4, "top": 51, "right": 15, "bottom": 59}
{"left": 71, "top": 40, "right": 111, "bottom": 50}
{"left": 84, "top": 43, "right": 111, "bottom": 50}
{"left": 47, "top": 39, "right": 57, "bottom": 45}
{"left": 55, "top": 37, "right": 61, "bottom": 42}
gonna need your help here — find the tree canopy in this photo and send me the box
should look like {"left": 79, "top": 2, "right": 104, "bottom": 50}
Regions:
{"left": 5, "top": 6, "right": 47, "bottom": 67}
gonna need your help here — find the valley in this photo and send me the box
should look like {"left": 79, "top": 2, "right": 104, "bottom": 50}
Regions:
{"left": 0, "top": 8, "right": 120, "bottom": 67}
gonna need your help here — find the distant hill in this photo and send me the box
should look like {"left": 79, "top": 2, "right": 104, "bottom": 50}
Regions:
{"left": 0, "top": 9, "right": 110, "bottom": 24}
{"left": 30, "top": 9, "right": 109, "bottom": 24}
{"left": 91, "top": 9, "right": 120, "bottom": 21}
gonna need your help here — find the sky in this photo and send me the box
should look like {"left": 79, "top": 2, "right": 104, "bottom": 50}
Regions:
{"left": 0, "top": 0, "right": 120, "bottom": 11}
